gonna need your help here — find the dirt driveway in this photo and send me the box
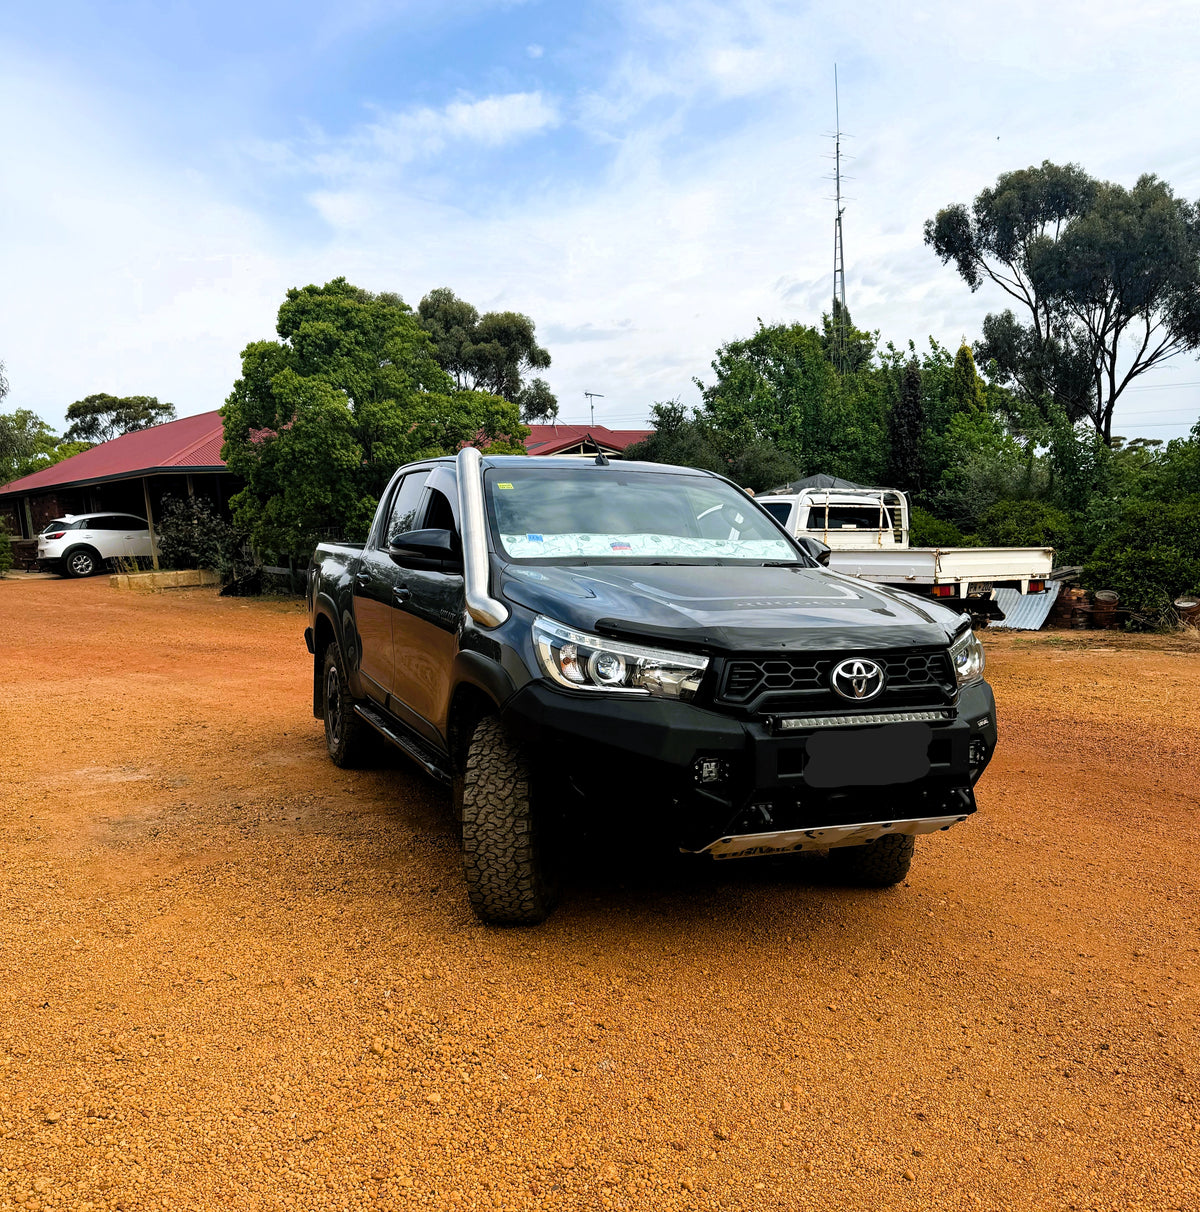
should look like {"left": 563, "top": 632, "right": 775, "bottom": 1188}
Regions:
{"left": 1, "top": 579, "right": 1197, "bottom": 1212}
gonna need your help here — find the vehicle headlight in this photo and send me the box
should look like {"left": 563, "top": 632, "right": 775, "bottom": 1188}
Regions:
{"left": 948, "top": 629, "right": 986, "bottom": 687}
{"left": 532, "top": 616, "right": 709, "bottom": 701}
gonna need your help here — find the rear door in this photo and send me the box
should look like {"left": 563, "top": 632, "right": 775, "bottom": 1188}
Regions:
{"left": 109, "top": 516, "right": 151, "bottom": 560}
{"left": 117, "top": 515, "right": 153, "bottom": 559}
{"left": 355, "top": 469, "right": 431, "bottom": 704}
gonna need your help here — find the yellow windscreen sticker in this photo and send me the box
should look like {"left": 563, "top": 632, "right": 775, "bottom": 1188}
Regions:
{"left": 496, "top": 482, "right": 514, "bottom": 489}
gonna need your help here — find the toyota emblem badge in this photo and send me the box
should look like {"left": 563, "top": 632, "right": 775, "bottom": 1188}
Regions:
{"left": 830, "top": 657, "right": 885, "bottom": 701}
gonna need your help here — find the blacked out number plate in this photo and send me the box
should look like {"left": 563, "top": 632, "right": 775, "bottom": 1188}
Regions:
{"left": 803, "top": 722, "right": 932, "bottom": 788}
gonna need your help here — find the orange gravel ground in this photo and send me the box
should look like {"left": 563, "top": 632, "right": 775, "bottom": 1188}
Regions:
{"left": 1, "top": 578, "right": 1197, "bottom": 1212}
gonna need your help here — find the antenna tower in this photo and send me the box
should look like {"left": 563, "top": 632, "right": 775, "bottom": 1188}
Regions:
{"left": 831, "top": 65, "right": 849, "bottom": 375}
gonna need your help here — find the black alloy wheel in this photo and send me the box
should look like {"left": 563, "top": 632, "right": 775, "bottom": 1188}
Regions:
{"left": 322, "top": 645, "right": 369, "bottom": 767}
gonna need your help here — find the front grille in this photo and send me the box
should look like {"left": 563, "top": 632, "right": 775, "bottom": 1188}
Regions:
{"left": 715, "top": 649, "right": 956, "bottom": 714}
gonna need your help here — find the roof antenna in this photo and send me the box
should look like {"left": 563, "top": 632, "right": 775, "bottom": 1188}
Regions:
{"left": 584, "top": 390, "right": 605, "bottom": 428}
{"left": 583, "top": 432, "right": 609, "bottom": 466}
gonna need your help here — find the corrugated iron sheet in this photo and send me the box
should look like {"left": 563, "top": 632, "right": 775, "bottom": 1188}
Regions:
{"left": 991, "top": 581, "right": 1062, "bottom": 630}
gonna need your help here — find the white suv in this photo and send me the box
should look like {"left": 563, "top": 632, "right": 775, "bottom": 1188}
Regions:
{"left": 37, "top": 513, "right": 156, "bottom": 578}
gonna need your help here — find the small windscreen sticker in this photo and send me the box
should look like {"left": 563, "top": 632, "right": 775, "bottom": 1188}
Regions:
{"left": 496, "top": 482, "right": 514, "bottom": 489}
{"left": 610, "top": 541, "right": 632, "bottom": 550}
{"left": 526, "top": 533, "right": 544, "bottom": 542}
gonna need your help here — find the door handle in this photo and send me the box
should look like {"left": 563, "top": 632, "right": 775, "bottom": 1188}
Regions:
{"left": 354, "top": 572, "right": 371, "bottom": 588}
{"left": 393, "top": 586, "right": 411, "bottom": 604}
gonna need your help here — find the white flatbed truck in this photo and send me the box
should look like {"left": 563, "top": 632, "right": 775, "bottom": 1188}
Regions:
{"left": 758, "top": 486, "right": 1053, "bottom": 621}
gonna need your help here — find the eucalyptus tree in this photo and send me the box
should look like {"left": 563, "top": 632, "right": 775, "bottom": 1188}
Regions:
{"left": 926, "top": 161, "right": 1200, "bottom": 443}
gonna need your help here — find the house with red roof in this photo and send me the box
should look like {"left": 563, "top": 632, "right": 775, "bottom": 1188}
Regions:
{"left": 0, "top": 410, "right": 235, "bottom": 540}
{"left": 0, "top": 413, "right": 655, "bottom": 541}
{"left": 523, "top": 424, "right": 653, "bottom": 457}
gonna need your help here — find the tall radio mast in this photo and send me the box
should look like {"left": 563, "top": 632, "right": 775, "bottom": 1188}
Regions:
{"left": 831, "top": 65, "right": 849, "bottom": 375}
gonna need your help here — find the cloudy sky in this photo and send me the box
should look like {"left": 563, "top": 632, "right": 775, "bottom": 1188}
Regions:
{"left": 2, "top": 0, "right": 1199, "bottom": 440}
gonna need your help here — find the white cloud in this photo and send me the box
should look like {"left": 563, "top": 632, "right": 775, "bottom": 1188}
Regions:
{"left": 526, "top": 43, "right": 544, "bottom": 59}
{"left": 288, "top": 91, "right": 560, "bottom": 184}
{"left": 2, "top": 1, "right": 1199, "bottom": 443}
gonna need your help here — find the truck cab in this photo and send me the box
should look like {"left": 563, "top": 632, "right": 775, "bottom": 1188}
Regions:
{"left": 758, "top": 488, "right": 909, "bottom": 550}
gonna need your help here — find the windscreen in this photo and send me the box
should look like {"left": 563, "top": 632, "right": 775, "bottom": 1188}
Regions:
{"left": 485, "top": 468, "right": 798, "bottom": 562}
{"left": 806, "top": 505, "right": 885, "bottom": 530}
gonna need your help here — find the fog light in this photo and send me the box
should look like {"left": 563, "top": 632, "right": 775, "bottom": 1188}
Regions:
{"left": 969, "top": 739, "right": 987, "bottom": 766}
{"left": 693, "top": 757, "right": 728, "bottom": 784}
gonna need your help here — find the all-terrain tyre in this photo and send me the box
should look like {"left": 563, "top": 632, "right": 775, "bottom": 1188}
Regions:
{"left": 828, "top": 833, "right": 915, "bottom": 887}
{"left": 322, "top": 645, "right": 371, "bottom": 768}
{"left": 459, "top": 715, "right": 557, "bottom": 926}
{"left": 63, "top": 547, "right": 100, "bottom": 578}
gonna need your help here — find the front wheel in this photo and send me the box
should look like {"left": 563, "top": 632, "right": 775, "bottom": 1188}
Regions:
{"left": 322, "top": 645, "right": 370, "bottom": 768}
{"left": 827, "top": 833, "right": 915, "bottom": 887}
{"left": 459, "top": 715, "right": 557, "bottom": 926}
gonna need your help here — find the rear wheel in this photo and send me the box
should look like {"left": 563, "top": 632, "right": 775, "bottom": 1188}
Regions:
{"left": 827, "top": 833, "right": 915, "bottom": 887}
{"left": 322, "top": 645, "right": 370, "bottom": 768}
{"left": 63, "top": 547, "right": 100, "bottom": 578}
{"left": 459, "top": 715, "right": 557, "bottom": 926}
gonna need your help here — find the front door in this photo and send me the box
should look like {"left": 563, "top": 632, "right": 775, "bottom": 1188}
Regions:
{"left": 387, "top": 476, "right": 464, "bottom": 747}
{"left": 355, "top": 469, "right": 430, "bottom": 703}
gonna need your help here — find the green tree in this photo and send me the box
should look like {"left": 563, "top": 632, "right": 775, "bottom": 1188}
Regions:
{"left": 927, "top": 410, "right": 1046, "bottom": 532}
{"left": 887, "top": 359, "right": 924, "bottom": 491}
{"left": 948, "top": 343, "right": 987, "bottom": 415}
{"left": 221, "top": 278, "right": 527, "bottom": 556}
{"left": 819, "top": 300, "right": 876, "bottom": 374}
{"left": 622, "top": 401, "right": 725, "bottom": 475}
{"left": 976, "top": 500, "right": 1074, "bottom": 548}
{"left": 515, "top": 378, "right": 559, "bottom": 423}
{"left": 0, "top": 409, "right": 90, "bottom": 484}
{"left": 417, "top": 288, "right": 557, "bottom": 417}
{"left": 696, "top": 321, "right": 887, "bottom": 483}
{"left": 1083, "top": 497, "right": 1200, "bottom": 622}
{"left": 926, "top": 161, "right": 1200, "bottom": 443}
{"left": 0, "top": 522, "right": 13, "bottom": 576}
{"left": 64, "top": 394, "right": 176, "bottom": 443}
{"left": 727, "top": 442, "right": 799, "bottom": 493}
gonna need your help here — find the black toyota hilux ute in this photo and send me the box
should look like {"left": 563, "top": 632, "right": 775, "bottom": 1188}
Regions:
{"left": 306, "top": 449, "right": 997, "bottom": 925}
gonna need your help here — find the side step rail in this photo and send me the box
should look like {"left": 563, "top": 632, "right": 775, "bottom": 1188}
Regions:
{"left": 354, "top": 702, "right": 453, "bottom": 786}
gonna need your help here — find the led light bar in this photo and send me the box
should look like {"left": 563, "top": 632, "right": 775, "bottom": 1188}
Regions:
{"left": 773, "top": 709, "right": 955, "bottom": 731}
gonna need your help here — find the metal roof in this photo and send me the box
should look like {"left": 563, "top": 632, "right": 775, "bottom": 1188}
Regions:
{"left": 524, "top": 424, "right": 653, "bottom": 456}
{"left": 0, "top": 410, "right": 227, "bottom": 498}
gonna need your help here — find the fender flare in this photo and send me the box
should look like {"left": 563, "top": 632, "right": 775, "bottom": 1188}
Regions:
{"left": 451, "top": 649, "right": 517, "bottom": 709}
{"left": 310, "top": 594, "right": 367, "bottom": 713}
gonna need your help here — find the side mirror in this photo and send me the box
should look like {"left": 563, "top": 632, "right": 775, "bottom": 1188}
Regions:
{"left": 388, "top": 528, "right": 462, "bottom": 569}
{"left": 795, "top": 537, "right": 832, "bottom": 567}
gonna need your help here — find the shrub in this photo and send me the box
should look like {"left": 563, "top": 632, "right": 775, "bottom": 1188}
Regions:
{"left": 0, "top": 525, "right": 13, "bottom": 577}
{"left": 156, "top": 496, "right": 254, "bottom": 585}
{"left": 909, "top": 506, "right": 967, "bottom": 548}
{"left": 1082, "top": 496, "right": 1200, "bottom": 625}
{"left": 975, "top": 499, "right": 1074, "bottom": 550}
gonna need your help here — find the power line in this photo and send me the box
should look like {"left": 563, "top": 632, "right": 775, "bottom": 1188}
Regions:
{"left": 1124, "top": 380, "right": 1200, "bottom": 391}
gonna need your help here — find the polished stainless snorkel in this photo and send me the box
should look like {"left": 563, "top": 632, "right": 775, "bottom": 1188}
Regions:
{"left": 456, "top": 445, "right": 509, "bottom": 628}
